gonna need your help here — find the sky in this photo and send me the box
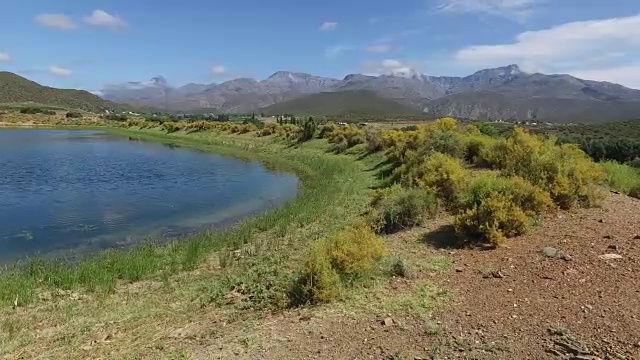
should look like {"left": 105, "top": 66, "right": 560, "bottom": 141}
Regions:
{"left": 1, "top": 0, "right": 640, "bottom": 92}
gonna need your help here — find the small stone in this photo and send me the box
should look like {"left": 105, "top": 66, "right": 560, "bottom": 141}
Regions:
{"left": 455, "top": 267, "right": 464, "bottom": 273}
{"left": 603, "top": 235, "right": 612, "bottom": 239}
{"left": 608, "top": 244, "right": 620, "bottom": 252}
{"left": 633, "top": 234, "right": 640, "bottom": 240}
{"left": 598, "top": 219, "right": 604, "bottom": 223}
{"left": 541, "top": 247, "right": 558, "bottom": 258}
{"left": 557, "top": 251, "right": 572, "bottom": 261}
{"left": 492, "top": 270, "right": 506, "bottom": 279}
{"left": 383, "top": 317, "right": 394, "bottom": 326}
{"left": 599, "top": 254, "right": 623, "bottom": 260}
{"left": 507, "top": 288, "right": 513, "bottom": 292}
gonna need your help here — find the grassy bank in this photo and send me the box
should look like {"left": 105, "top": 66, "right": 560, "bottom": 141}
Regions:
{"left": 0, "top": 127, "right": 384, "bottom": 309}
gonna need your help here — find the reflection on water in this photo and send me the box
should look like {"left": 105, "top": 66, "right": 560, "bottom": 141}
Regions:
{"left": 0, "top": 129, "right": 299, "bottom": 264}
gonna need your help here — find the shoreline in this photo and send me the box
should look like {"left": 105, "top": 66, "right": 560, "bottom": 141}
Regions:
{"left": 0, "top": 126, "right": 382, "bottom": 308}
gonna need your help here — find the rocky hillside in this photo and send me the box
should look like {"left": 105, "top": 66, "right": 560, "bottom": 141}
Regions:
{"left": 261, "top": 90, "right": 423, "bottom": 117}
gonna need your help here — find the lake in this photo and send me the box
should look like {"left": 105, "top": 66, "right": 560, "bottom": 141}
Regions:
{"left": 0, "top": 129, "right": 299, "bottom": 264}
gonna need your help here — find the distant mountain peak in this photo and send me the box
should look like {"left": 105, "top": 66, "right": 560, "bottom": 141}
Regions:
{"left": 342, "top": 74, "right": 375, "bottom": 82}
{"left": 389, "top": 67, "right": 422, "bottom": 79}
{"left": 150, "top": 76, "right": 168, "bottom": 87}
{"left": 470, "top": 64, "right": 525, "bottom": 78}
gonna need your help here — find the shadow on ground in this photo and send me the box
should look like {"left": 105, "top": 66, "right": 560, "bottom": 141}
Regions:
{"left": 421, "top": 225, "right": 494, "bottom": 250}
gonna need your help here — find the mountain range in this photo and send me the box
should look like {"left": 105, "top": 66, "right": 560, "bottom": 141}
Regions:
{"left": 100, "top": 65, "right": 640, "bottom": 122}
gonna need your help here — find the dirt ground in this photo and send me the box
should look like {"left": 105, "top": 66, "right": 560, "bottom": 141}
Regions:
{"left": 194, "top": 192, "right": 640, "bottom": 360}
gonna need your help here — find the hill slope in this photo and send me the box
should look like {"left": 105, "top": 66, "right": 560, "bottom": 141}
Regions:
{"left": 0, "top": 72, "right": 119, "bottom": 112}
{"left": 422, "top": 91, "right": 640, "bottom": 123}
{"left": 260, "top": 90, "right": 422, "bottom": 116}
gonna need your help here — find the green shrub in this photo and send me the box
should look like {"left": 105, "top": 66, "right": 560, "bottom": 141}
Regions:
{"left": 423, "top": 130, "right": 467, "bottom": 159}
{"left": 390, "top": 257, "right": 410, "bottom": 278}
{"left": 289, "top": 225, "right": 386, "bottom": 305}
{"left": 289, "top": 241, "right": 342, "bottom": 306}
{"left": 370, "top": 186, "right": 439, "bottom": 234}
{"left": 327, "top": 225, "right": 386, "bottom": 281}
{"left": 601, "top": 160, "right": 640, "bottom": 199}
{"left": 65, "top": 111, "right": 82, "bottom": 119}
{"left": 327, "top": 125, "right": 365, "bottom": 152}
{"left": 393, "top": 152, "right": 468, "bottom": 205}
{"left": 480, "top": 128, "right": 605, "bottom": 209}
{"left": 299, "top": 117, "right": 317, "bottom": 142}
{"left": 454, "top": 172, "right": 554, "bottom": 245}
{"left": 629, "top": 158, "right": 640, "bottom": 169}
{"left": 104, "top": 114, "right": 129, "bottom": 121}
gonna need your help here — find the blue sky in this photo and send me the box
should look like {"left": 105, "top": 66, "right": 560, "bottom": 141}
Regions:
{"left": 1, "top": 0, "right": 640, "bottom": 92}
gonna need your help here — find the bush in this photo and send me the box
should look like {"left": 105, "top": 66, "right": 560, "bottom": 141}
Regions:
{"left": 289, "top": 241, "right": 342, "bottom": 306}
{"left": 480, "top": 128, "right": 605, "bottom": 209}
{"left": 393, "top": 152, "right": 468, "bottom": 205}
{"left": 327, "top": 125, "right": 365, "bottom": 152}
{"left": 104, "top": 114, "right": 129, "bottom": 121}
{"left": 18, "top": 107, "right": 57, "bottom": 115}
{"left": 370, "top": 186, "right": 439, "bottom": 234}
{"left": 289, "top": 225, "right": 386, "bottom": 305}
{"left": 601, "top": 160, "right": 640, "bottom": 199}
{"left": 318, "top": 122, "right": 338, "bottom": 139}
{"left": 298, "top": 117, "right": 317, "bottom": 142}
{"left": 390, "top": 258, "right": 410, "bottom": 278}
{"left": 453, "top": 172, "right": 554, "bottom": 245}
{"left": 629, "top": 158, "right": 640, "bottom": 169}
{"left": 65, "top": 111, "right": 82, "bottom": 118}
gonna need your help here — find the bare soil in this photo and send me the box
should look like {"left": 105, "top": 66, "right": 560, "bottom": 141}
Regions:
{"left": 201, "top": 192, "right": 640, "bottom": 359}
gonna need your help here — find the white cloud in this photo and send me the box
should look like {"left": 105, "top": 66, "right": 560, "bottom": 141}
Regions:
{"left": 362, "top": 59, "right": 425, "bottom": 77}
{"left": 366, "top": 44, "right": 392, "bottom": 53}
{"left": 212, "top": 66, "right": 227, "bottom": 75}
{"left": 455, "top": 14, "right": 640, "bottom": 74}
{"left": 437, "top": 0, "right": 540, "bottom": 19}
{"left": 382, "top": 59, "right": 403, "bottom": 68}
{"left": 84, "top": 10, "right": 128, "bottom": 29}
{"left": 34, "top": 14, "right": 77, "bottom": 30}
{"left": 0, "top": 53, "right": 10, "bottom": 62}
{"left": 319, "top": 22, "right": 338, "bottom": 31}
{"left": 324, "top": 45, "right": 352, "bottom": 58}
{"left": 89, "top": 90, "right": 104, "bottom": 97}
{"left": 49, "top": 66, "right": 71, "bottom": 77}
{"left": 570, "top": 64, "right": 640, "bottom": 89}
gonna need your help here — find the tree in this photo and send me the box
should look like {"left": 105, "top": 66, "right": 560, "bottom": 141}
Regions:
{"left": 299, "top": 116, "right": 317, "bottom": 142}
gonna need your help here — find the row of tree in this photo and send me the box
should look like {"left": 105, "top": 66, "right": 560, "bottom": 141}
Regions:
{"left": 558, "top": 136, "right": 640, "bottom": 164}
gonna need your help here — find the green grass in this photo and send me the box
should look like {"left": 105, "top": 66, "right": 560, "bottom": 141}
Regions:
{"left": 601, "top": 160, "right": 640, "bottom": 198}
{"left": 0, "top": 127, "right": 384, "bottom": 308}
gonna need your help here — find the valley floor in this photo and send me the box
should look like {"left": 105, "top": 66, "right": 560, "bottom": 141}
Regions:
{"left": 1, "top": 127, "right": 639, "bottom": 359}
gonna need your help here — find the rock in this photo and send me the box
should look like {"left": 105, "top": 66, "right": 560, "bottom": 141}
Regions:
{"left": 492, "top": 270, "right": 506, "bottom": 279}
{"left": 382, "top": 317, "right": 394, "bottom": 326}
{"left": 608, "top": 244, "right": 620, "bottom": 252}
{"left": 603, "top": 235, "right": 612, "bottom": 239}
{"left": 542, "top": 247, "right": 571, "bottom": 261}
{"left": 598, "top": 254, "right": 623, "bottom": 260}
{"left": 557, "top": 251, "right": 573, "bottom": 261}
{"left": 634, "top": 234, "right": 640, "bottom": 240}
{"left": 541, "top": 247, "right": 558, "bottom": 258}
{"left": 598, "top": 219, "right": 604, "bottom": 223}
{"left": 455, "top": 267, "right": 464, "bottom": 273}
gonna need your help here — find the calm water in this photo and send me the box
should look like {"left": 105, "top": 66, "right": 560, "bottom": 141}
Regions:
{"left": 0, "top": 129, "right": 299, "bottom": 264}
